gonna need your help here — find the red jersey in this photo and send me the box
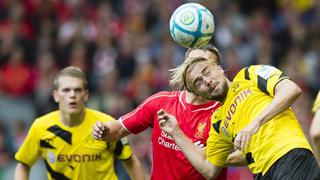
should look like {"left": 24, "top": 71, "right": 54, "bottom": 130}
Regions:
{"left": 120, "top": 91, "right": 227, "bottom": 180}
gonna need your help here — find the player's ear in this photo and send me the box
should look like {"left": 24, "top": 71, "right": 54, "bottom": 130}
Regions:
{"left": 53, "top": 90, "right": 59, "bottom": 103}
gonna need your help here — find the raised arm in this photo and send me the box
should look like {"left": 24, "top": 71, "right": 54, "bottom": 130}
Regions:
{"left": 122, "top": 154, "right": 146, "bottom": 180}
{"left": 234, "top": 79, "right": 302, "bottom": 151}
{"left": 157, "top": 109, "right": 222, "bottom": 179}
{"left": 92, "top": 120, "right": 130, "bottom": 142}
{"left": 15, "top": 162, "right": 30, "bottom": 180}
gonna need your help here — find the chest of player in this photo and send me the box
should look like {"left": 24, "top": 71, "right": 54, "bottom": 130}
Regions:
{"left": 153, "top": 109, "right": 211, "bottom": 151}
{"left": 39, "top": 126, "right": 112, "bottom": 164}
{"left": 216, "top": 81, "right": 266, "bottom": 139}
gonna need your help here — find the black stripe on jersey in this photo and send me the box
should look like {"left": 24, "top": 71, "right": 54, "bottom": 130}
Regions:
{"left": 47, "top": 125, "right": 72, "bottom": 145}
{"left": 68, "top": 165, "right": 74, "bottom": 170}
{"left": 257, "top": 76, "right": 270, "bottom": 95}
{"left": 114, "top": 141, "right": 124, "bottom": 156}
{"left": 245, "top": 152, "right": 255, "bottom": 165}
{"left": 44, "top": 160, "right": 70, "bottom": 180}
{"left": 212, "top": 120, "right": 222, "bottom": 134}
{"left": 40, "top": 140, "right": 55, "bottom": 149}
{"left": 245, "top": 68, "right": 250, "bottom": 80}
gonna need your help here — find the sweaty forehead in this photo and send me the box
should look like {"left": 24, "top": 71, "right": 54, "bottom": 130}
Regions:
{"left": 187, "top": 49, "right": 218, "bottom": 62}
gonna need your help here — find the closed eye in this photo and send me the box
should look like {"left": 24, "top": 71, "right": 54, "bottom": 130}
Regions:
{"left": 194, "top": 78, "right": 203, "bottom": 89}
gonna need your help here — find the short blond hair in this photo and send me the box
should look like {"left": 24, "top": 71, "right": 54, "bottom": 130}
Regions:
{"left": 53, "top": 66, "right": 88, "bottom": 90}
{"left": 169, "top": 44, "right": 221, "bottom": 90}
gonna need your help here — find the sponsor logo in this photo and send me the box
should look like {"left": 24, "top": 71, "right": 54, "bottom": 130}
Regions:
{"left": 57, "top": 153, "right": 102, "bottom": 162}
{"left": 221, "top": 126, "right": 229, "bottom": 137}
{"left": 224, "top": 88, "right": 253, "bottom": 128}
{"left": 180, "top": 12, "right": 195, "bottom": 25}
{"left": 158, "top": 131, "right": 205, "bottom": 151}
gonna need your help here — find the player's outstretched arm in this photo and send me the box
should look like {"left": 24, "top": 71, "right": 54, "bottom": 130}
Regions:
{"left": 157, "top": 109, "right": 222, "bottom": 179}
{"left": 122, "top": 154, "right": 146, "bottom": 180}
{"left": 92, "top": 120, "right": 130, "bottom": 142}
{"left": 310, "top": 108, "right": 320, "bottom": 166}
{"left": 15, "top": 162, "right": 30, "bottom": 180}
{"left": 234, "top": 79, "right": 302, "bottom": 151}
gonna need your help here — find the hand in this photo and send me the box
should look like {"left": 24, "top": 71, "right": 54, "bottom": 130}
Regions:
{"left": 234, "top": 120, "right": 260, "bottom": 151}
{"left": 92, "top": 121, "right": 110, "bottom": 141}
{"left": 157, "top": 109, "right": 180, "bottom": 136}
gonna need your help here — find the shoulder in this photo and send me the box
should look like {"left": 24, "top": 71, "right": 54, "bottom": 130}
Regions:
{"left": 86, "top": 108, "right": 114, "bottom": 122}
{"left": 234, "top": 65, "right": 276, "bottom": 81}
{"left": 143, "top": 91, "right": 180, "bottom": 102}
{"left": 150, "top": 91, "right": 179, "bottom": 98}
{"left": 33, "top": 111, "right": 59, "bottom": 128}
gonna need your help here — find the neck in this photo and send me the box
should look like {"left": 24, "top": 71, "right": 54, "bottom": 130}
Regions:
{"left": 185, "top": 91, "right": 211, "bottom": 105}
{"left": 60, "top": 109, "right": 85, "bottom": 127}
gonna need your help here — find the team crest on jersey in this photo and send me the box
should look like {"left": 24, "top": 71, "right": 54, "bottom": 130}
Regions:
{"left": 221, "top": 126, "right": 229, "bottom": 137}
{"left": 47, "top": 151, "right": 56, "bottom": 163}
{"left": 195, "top": 122, "right": 206, "bottom": 139}
{"left": 256, "top": 65, "right": 277, "bottom": 80}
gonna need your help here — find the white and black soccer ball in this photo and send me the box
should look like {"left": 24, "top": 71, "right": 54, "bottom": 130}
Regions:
{"left": 169, "top": 3, "right": 215, "bottom": 48}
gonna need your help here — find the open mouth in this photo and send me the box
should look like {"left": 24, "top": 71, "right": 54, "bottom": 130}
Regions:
{"left": 69, "top": 102, "right": 77, "bottom": 107}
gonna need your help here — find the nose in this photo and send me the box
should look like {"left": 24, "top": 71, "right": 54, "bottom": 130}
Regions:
{"left": 203, "top": 76, "right": 212, "bottom": 86}
{"left": 69, "top": 90, "right": 76, "bottom": 98}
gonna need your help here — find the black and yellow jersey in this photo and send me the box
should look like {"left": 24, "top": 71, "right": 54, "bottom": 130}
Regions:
{"left": 312, "top": 91, "right": 320, "bottom": 112}
{"left": 206, "top": 65, "right": 311, "bottom": 175}
{"left": 15, "top": 108, "right": 132, "bottom": 180}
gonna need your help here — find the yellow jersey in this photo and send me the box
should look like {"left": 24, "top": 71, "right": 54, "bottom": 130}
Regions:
{"left": 206, "top": 65, "right": 311, "bottom": 175}
{"left": 15, "top": 108, "right": 132, "bottom": 180}
{"left": 312, "top": 91, "right": 320, "bottom": 112}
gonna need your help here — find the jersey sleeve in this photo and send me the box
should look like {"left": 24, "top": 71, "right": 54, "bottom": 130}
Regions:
{"left": 113, "top": 137, "right": 133, "bottom": 160}
{"left": 245, "top": 65, "right": 290, "bottom": 97}
{"left": 119, "top": 94, "right": 161, "bottom": 134}
{"left": 99, "top": 112, "right": 133, "bottom": 160}
{"left": 206, "top": 113, "right": 234, "bottom": 167}
{"left": 15, "top": 120, "right": 41, "bottom": 166}
{"left": 312, "top": 91, "right": 320, "bottom": 112}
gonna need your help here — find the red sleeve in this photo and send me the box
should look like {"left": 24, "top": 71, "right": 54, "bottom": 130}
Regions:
{"left": 120, "top": 93, "right": 163, "bottom": 134}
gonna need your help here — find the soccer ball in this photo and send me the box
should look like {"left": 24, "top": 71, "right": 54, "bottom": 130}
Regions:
{"left": 169, "top": 3, "right": 215, "bottom": 48}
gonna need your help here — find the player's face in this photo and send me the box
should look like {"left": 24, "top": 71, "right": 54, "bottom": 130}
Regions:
{"left": 53, "top": 76, "right": 88, "bottom": 115}
{"left": 186, "top": 61, "right": 228, "bottom": 100}
{"left": 187, "top": 49, "right": 218, "bottom": 64}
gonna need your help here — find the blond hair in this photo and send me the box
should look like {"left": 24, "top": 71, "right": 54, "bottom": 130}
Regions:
{"left": 53, "top": 66, "right": 88, "bottom": 90}
{"left": 169, "top": 44, "right": 221, "bottom": 90}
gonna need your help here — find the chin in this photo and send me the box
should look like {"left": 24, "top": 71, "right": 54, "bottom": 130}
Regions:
{"left": 68, "top": 109, "right": 82, "bottom": 115}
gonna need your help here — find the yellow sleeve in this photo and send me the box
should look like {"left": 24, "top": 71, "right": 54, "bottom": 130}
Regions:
{"left": 247, "top": 65, "right": 290, "bottom": 96}
{"left": 101, "top": 115, "right": 132, "bottom": 160}
{"left": 206, "top": 114, "right": 234, "bottom": 167}
{"left": 113, "top": 137, "right": 133, "bottom": 160}
{"left": 312, "top": 91, "right": 320, "bottom": 112}
{"left": 99, "top": 112, "right": 133, "bottom": 160}
{"left": 15, "top": 120, "right": 41, "bottom": 166}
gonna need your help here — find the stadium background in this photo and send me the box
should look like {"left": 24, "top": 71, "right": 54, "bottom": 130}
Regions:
{"left": 0, "top": 0, "right": 319, "bottom": 179}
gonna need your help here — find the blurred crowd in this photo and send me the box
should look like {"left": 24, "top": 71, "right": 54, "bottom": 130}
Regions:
{"left": 0, "top": 0, "right": 319, "bottom": 179}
